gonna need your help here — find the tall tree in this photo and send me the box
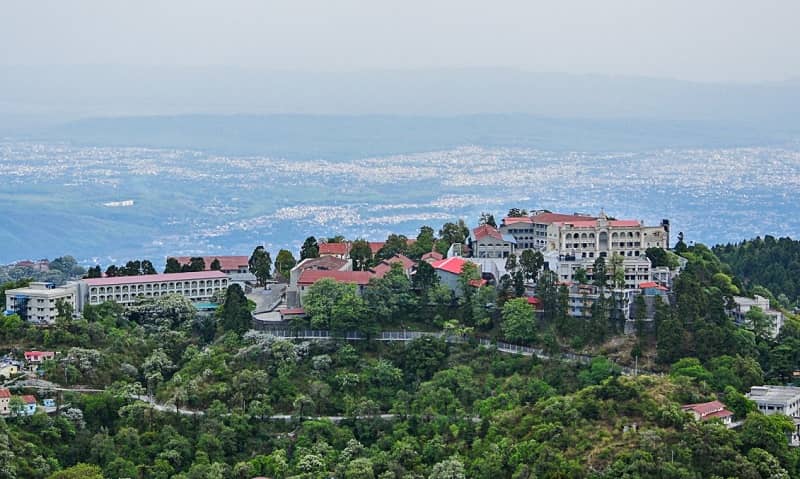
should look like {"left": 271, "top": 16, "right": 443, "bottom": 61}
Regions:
{"left": 412, "top": 260, "right": 438, "bottom": 293}
{"left": 502, "top": 298, "right": 536, "bottom": 343}
{"left": 592, "top": 256, "right": 607, "bottom": 289}
{"left": 479, "top": 212, "right": 497, "bottom": 228}
{"left": 274, "top": 249, "right": 297, "bottom": 279}
{"left": 376, "top": 234, "right": 410, "bottom": 261}
{"left": 209, "top": 258, "right": 221, "bottom": 271}
{"left": 409, "top": 225, "right": 435, "bottom": 258}
{"left": 248, "top": 246, "right": 272, "bottom": 286}
{"left": 609, "top": 253, "right": 626, "bottom": 288}
{"left": 141, "top": 260, "right": 157, "bottom": 275}
{"left": 300, "top": 236, "right": 320, "bottom": 260}
{"left": 164, "top": 257, "right": 181, "bottom": 273}
{"left": 218, "top": 284, "right": 252, "bottom": 335}
{"left": 519, "top": 250, "right": 544, "bottom": 282}
{"left": 350, "top": 239, "right": 373, "bottom": 271}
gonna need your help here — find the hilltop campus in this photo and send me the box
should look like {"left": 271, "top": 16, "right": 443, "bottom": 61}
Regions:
{"left": 4, "top": 209, "right": 784, "bottom": 338}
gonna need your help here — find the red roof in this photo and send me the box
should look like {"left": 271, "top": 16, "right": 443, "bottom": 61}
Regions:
{"left": 319, "top": 242, "right": 350, "bottom": 256}
{"left": 279, "top": 308, "right": 306, "bottom": 316}
{"left": 526, "top": 297, "right": 541, "bottom": 305}
{"left": 422, "top": 251, "right": 444, "bottom": 262}
{"left": 0, "top": 389, "right": 10, "bottom": 398}
{"left": 430, "top": 257, "right": 470, "bottom": 275}
{"left": 502, "top": 216, "right": 533, "bottom": 225}
{"left": 21, "top": 395, "right": 36, "bottom": 404}
{"left": 473, "top": 224, "right": 504, "bottom": 241}
{"left": 297, "top": 270, "right": 374, "bottom": 286}
{"left": 531, "top": 212, "right": 597, "bottom": 224}
{"left": 468, "top": 279, "right": 487, "bottom": 288}
{"left": 639, "top": 281, "right": 668, "bottom": 291}
{"left": 682, "top": 400, "right": 732, "bottom": 419}
{"left": 368, "top": 242, "right": 385, "bottom": 255}
{"left": 173, "top": 256, "right": 249, "bottom": 271}
{"left": 83, "top": 270, "right": 228, "bottom": 286}
{"left": 25, "top": 351, "right": 55, "bottom": 360}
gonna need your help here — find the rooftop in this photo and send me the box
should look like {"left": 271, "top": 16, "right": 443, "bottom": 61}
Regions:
{"left": 297, "top": 270, "right": 374, "bottom": 286}
{"left": 430, "top": 257, "right": 470, "bottom": 275}
{"left": 83, "top": 270, "right": 229, "bottom": 286}
{"left": 21, "top": 395, "right": 36, "bottom": 404}
{"left": 319, "top": 242, "right": 350, "bottom": 256}
{"left": 293, "top": 256, "right": 349, "bottom": 273}
{"left": 0, "top": 388, "right": 10, "bottom": 398}
{"left": 748, "top": 385, "right": 800, "bottom": 402}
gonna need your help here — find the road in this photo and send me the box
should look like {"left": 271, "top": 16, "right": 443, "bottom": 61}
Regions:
{"left": 248, "top": 283, "right": 287, "bottom": 314}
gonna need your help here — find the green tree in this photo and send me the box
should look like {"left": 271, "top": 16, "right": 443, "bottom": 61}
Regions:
{"left": 218, "top": 284, "right": 252, "bottom": 335}
{"left": 573, "top": 267, "right": 589, "bottom": 285}
{"left": 164, "top": 257, "right": 182, "bottom": 273}
{"left": 592, "top": 256, "right": 607, "bottom": 288}
{"left": 48, "top": 464, "right": 104, "bottom": 479}
{"left": 519, "top": 249, "right": 543, "bottom": 282}
{"left": 501, "top": 298, "right": 536, "bottom": 343}
{"left": 350, "top": 239, "right": 373, "bottom": 271}
{"left": 409, "top": 225, "right": 436, "bottom": 258}
{"left": 248, "top": 246, "right": 272, "bottom": 286}
{"left": 479, "top": 212, "right": 497, "bottom": 228}
{"left": 300, "top": 236, "right": 320, "bottom": 260}
{"left": 376, "top": 234, "right": 410, "bottom": 261}
{"left": 745, "top": 306, "right": 774, "bottom": 341}
{"left": 274, "top": 249, "right": 297, "bottom": 279}
{"left": 412, "top": 260, "right": 439, "bottom": 293}
{"left": 209, "top": 258, "right": 222, "bottom": 271}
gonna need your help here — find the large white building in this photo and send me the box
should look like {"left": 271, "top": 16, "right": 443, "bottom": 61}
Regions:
{"left": 729, "top": 295, "right": 785, "bottom": 338}
{"left": 748, "top": 386, "right": 800, "bottom": 417}
{"left": 81, "top": 271, "right": 229, "bottom": 307}
{"left": 4, "top": 282, "right": 79, "bottom": 325}
{"left": 499, "top": 210, "right": 670, "bottom": 288}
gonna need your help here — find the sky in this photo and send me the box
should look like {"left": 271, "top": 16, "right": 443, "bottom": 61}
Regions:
{"left": 2, "top": 0, "right": 799, "bottom": 83}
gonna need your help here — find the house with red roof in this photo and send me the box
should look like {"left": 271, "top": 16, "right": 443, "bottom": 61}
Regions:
{"left": 319, "top": 242, "right": 351, "bottom": 259}
{"left": 0, "top": 388, "right": 10, "bottom": 415}
{"left": 681, "top": 401, "right": 734, "bottom": 425}
{"left": 372, "top": 254, "right": 416, "bottom": 278}
{"left": 296, "top": 270, "right": 375, "bottom": 304}
{"left": 20, "top": 395, "right": 37, "bottom": 416}
{"left": 430, "top": 257, "right": 483, "bottom": 296}
{"left": 470, "top": 224, "right": 516, "bottom": 259}
{"left": 421, "top": 251, "right": 444, "bottom": 263}
{"left": 25, "top": 351, "right": 55, "bottom": 364}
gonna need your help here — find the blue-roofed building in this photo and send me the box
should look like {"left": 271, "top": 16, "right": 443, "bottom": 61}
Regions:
{"left": 469, "top": 224, "right": 516, "bottom": 259}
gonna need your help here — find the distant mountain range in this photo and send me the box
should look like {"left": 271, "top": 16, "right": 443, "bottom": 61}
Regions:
{"left": 1, "top": 66, "right": 799, "bottom": 155}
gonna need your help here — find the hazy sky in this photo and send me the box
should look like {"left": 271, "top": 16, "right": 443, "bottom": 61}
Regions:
{"left": 3, "top": 0, "right": 799, "bottom": 83}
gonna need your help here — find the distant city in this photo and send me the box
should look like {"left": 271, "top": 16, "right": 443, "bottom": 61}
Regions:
{"left": 1, "top": 140, "right": 798, "bottom": 264}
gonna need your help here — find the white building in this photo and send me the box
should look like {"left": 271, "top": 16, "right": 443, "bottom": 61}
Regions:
{"left": 469, "top": 224, "right": 516, "bottom": 259}
{"left": 748, "top": 386, "right": 800, "bottom": 417}
{"left": 81, "top": 271, "right": 229, "bottom": 307}
{"left": 4, "top": 282, "right": 79, "bottom": 325}
{"left": 729, "top": 295, "right": 785, "bottom": 338}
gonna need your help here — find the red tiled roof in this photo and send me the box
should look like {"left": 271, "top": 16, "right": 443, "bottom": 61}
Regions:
{"left": 21, "top": 395, "right": 36, "bottom": 404}
{"left": 502, "top": 216, "right": 533, "bottom": 225}
{"left": 297, "top": 270, "right": 374, "bottom": 286}
{"left": 527, "top": 297, "right": 541, "bottom": 305}
{"left": 558, "top": 219, "right": 642, "bottom": 228}
{"left": 468, "top": 279, "right": 487, "bottom": 288}
{"left": 704, "top": 409, "right": 734, "bottom": 419}
{"left": 24, "top": 351, "right": 55, "bottom": 360}
{"left": 0, "top": 389, "right": 10, "bottom": 398}
{"left": 83, "top": 270, "right": 228, "bottom": 286}
{"left": 369, "top": 242, "right": 385, "bottom": 255}
{"left": 431, "top": 257, "right": 470, "bottom": 275}
{"left": 279, "top": 308, "right": 306, "bottom": 315}
{"left": 639, "top": 281, "right": 668, "bottom": 291}
{"left": 682, "top": 400, "right": 730, "bottom": 418}
{"left": 319, "top": 242, "right": 350, "bottom": 256}
{"left": 372, "top": 254, "right": 416, "bottom": 278}
{"left": 531, "top": 212, "right": 597, "bottom": 224}
{"left": 422, "top": 251, "right": 444, "bottom": 262}
{"left": 173, "top": 256, "right": 249, "bottom": 271}
{"left": 473, "top": 224, "right": 503, "bottom": 241}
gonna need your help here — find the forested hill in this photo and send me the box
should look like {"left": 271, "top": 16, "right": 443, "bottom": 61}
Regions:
{"left": 714, "top": 236, "right": 800, "bottom": 307}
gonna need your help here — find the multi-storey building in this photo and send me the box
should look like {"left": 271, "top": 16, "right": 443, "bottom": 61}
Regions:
{"left": 3, "top": 282, "right": 79, "bottom": 325}
{"left": 729, "top": 295, "right": 785, "bottom": 338}
{"left": 469, "top": 224, "right": 517, "bottom": 259}
{"left": 172, "top": 256, "right": 250, "bottom": 274}
{"left": 81, "top": 271, "right": 229, "bottom": 307}
{"left": 500, "top": 210, "right": 670, "bottom": 288}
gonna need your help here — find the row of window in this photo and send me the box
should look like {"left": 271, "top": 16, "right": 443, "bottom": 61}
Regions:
{"left": 90, "top": 279, "right": 227, "bottom": 294}
{"left": 90, "top": 288, "right": 221, "bottom": 303}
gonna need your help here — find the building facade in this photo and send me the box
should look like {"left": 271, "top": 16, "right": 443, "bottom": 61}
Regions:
{"left": 81, "top": 271, "right": 229, "bottom": 307}
{"left": 4, "top": 282, "right": 79, "bottom": 325}
{"left": 748, "top": 386, "right": 800, "bottom": 417}
{"left": 470, "top": 224, "right": 516, "bottom": 259}
{"left": 729, "top": 295, "right": 785, "bottom": 338}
